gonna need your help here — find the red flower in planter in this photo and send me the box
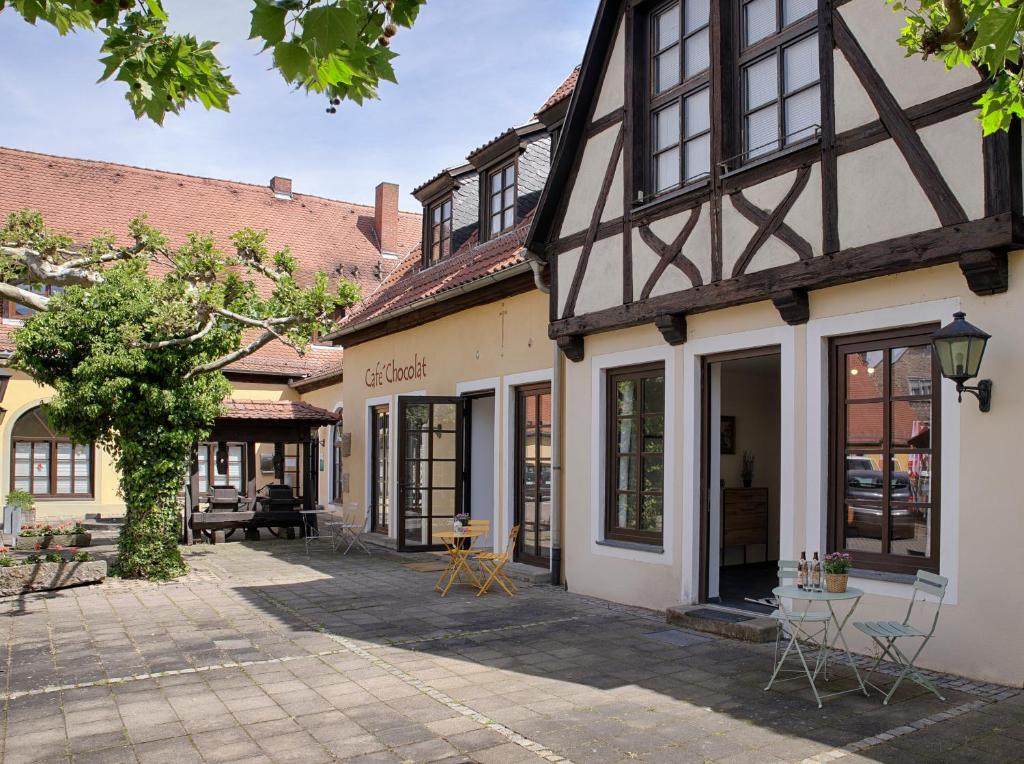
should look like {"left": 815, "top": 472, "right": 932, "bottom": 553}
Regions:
{"left": 33, "top": 543, "right": 41, "bottom": 551}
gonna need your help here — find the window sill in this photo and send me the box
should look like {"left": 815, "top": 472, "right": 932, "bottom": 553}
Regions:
{"left": 632, "top": 178, "right": 711, "bottom": 217}
{"left": 597, "top": 538, "right": 664, "bottom": 554}
{"left": 849, "top": 568, "right": 917, "bottom": 585}
{"left": 720, "top": 137, "right": 819, "bottom": 182}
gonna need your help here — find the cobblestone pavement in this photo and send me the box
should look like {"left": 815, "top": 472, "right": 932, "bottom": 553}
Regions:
{"left": 0, "top": 540, "right": 1020, "bottom": 763}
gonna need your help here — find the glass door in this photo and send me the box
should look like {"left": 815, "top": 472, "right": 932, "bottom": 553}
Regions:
{"left": 397, "top": 397, "right": 462, "bottom": 551}
{"left": 515, "top": 384, "right": 552, "bottom": 567}
{"left": 370, "top": 405, "right": 390, "bottom": 534}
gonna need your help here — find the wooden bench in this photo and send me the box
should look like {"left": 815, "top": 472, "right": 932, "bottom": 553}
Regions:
{"left": 191, "top": 510, "right": 306, "bottom": 543}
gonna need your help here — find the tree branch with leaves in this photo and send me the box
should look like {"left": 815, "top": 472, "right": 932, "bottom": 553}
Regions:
{"left": 1, "top": 0, "right": 426, "bottom": 123}
{"left": 0, "top": 209, "right": 360, "bottom": 579}
{"left": 890, "top": 0, "right": 1024, "bottom": 133}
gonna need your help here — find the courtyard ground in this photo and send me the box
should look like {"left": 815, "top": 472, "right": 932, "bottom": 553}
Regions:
{"left": 0, "top": 539, "right": 1020, "bottom": 764}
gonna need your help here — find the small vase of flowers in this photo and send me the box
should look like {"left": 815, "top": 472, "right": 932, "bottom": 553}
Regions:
{"left": 823, "top": 552, "right": 852, "bottom": 592}
{"left": 453, "top": 512, "right": 470, "bottom": 533}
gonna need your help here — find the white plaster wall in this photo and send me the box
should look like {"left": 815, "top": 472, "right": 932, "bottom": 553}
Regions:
{"left": 838, "top": 138, "right": 940, "bottom": 249}
{"left": 919, "top": 112, "right": 986, "bottom": 222}
{"left": 839, "top": 0, "right": 978, "bottom": 110}
{"left": 721, "top": 202, "right": 760, "bottom": 277}
{"left": 647, "top": 204, "right": 713, "bottom": 287}
{"left": 574, "top": 234, "right": 624, "bottom": 315}
{"left": 557, "top": 247, "right": 582, "bottom": 318}
{"left": 833, "top": 53, "right": 878, "bottom": 132}
{"left": 592, "top": 20, "right": 625, "bottom": 121}
{"left": 601, "top": 153, "right": 624, "bottom": 223}
{"left": 629, "top": 230, "right": 662, "bottom": 294}
{"left": 559, "top": 125, "right": 620, "bottom": 238}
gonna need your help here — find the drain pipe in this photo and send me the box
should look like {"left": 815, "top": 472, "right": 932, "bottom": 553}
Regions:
{"left": 527, "top": 256, "right": 563, "bottom": 587}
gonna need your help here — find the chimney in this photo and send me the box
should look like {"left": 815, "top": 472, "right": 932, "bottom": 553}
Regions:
{"left": 270, "top": 176, "right": 292, "bottom": 200}
{"left": 374, "top": 182, "right": 400, "bottom": 256}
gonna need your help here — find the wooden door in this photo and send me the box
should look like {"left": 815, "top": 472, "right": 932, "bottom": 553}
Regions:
{"left": 515, "top": 384, "right": 552, "bottom": 567}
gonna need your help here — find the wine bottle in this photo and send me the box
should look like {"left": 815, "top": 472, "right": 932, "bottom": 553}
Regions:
{"left": 798, "top": 551, "right": 807, "bottom": 589}
{"left": 812, "top": 552, "right": 821, "bottom": 590}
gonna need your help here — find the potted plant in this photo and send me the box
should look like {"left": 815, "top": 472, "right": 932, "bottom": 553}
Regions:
{"left": 453, "top": 512, "right": 470, "bottom": 533}
{"left": 741, "top": 451, "right": 755, "bottom": 488}
{"left": 823, "top": 552, "right": 852, "bottom": 592}
{"left": 4, "top": 489, "right": 35, "bottom": 530}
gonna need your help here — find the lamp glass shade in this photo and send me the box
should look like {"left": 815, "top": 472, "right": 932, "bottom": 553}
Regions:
{"left": 931, "top": 312, "right": 990, "bottom": 384}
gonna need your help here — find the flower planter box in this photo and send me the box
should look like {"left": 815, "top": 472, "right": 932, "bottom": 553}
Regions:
{"left": 15, "top": 533, "right": 92, "bottom": 550}
{"left": 0, "top": 560, "right": 106, "bottom": 596}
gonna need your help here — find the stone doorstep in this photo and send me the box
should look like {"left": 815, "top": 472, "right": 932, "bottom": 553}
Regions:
{"left": 501, "top": 562, "right": 553, "bottom": 586}
{"left": 666, "top": 604, "right": 778, "bottom": 643}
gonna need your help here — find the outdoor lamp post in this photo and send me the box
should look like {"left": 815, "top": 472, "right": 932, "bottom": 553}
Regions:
{"left": 931, "top": 312, "right": 992, "bottom": 412}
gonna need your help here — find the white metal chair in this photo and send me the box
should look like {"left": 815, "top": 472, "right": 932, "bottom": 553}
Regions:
{"left": 854, "top": 569, "right": 948, "bottom": 704}
{"left": 323, "top": 505, "right": 371, "bottom": 556}
{"left": 768, "top": 560, "right": 833, "bottom": 684}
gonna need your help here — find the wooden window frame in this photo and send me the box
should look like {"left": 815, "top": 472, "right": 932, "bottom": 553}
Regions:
{"left": 11, "top": 438, "right": 94, "bottom": 500}
{"left": 605, "top": 362, "right": 666, "bottom": 545}
{"left": 828, "top": 325, "right": 942, "bottom": 575}
{"left": 484, "top": 160, "right": 517, "bottom": 239}
{"left": 370, "top": 404, "right": 390, "bottom": 534}
{"left": 515, "top": 383, "right": 553, "bottom": 565}
{"left": 423, "top": 195, "right": 453, "bottom": 267}
{"left": 196, "top": 442, "right": 247, "bottom": 497}
{"left": 331, "top": 414, "right": 344, "bottom": 503}
{"left": 734, "top": 0, "right": 819, "bottom": 165}
{"left": 645, "top": 0, "right": 712, "bottom": 197}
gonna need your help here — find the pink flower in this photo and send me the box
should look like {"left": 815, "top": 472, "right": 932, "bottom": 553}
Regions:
{"left": 33, "top": 543, "right": 41, "bottom": 550}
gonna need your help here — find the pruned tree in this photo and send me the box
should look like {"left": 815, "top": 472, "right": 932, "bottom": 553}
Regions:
{"left": 891, "top": 0, "right": 1024, "bottom": 133}
{"left": 0, "top": 209, "right": 360, "bottom": 579}
{"left": 1, "top": 0, "right": 426, "bottom": 123}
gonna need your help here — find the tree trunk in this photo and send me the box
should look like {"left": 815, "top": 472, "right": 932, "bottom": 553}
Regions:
{"left": 113, "top": 467, "right": 187, "bottom": 580}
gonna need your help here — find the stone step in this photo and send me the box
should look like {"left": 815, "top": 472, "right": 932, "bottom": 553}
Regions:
{"left": 501, "top": 561, "right": 552, "bottom": 585}
{"left": 666, "top": 604, "right": 778, "bottom": 643}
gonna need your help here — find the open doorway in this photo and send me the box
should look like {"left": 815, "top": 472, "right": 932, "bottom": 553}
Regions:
{"left": 702, "top": 349, "right": 781, "bottom": 613}
{"left": 464, "top": 392, "right": 496, "bottom": 550}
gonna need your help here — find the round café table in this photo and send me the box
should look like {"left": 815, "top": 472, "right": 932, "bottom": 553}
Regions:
{"left": 765, "top": 585, "right": 869, "bottom": 707}
{"left": 432, "top": 529, "right": 486, "bottom": 596}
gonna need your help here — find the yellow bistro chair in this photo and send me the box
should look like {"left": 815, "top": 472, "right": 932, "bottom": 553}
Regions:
{"left": 473, "top": 525, "right": 520, "bottom": 597}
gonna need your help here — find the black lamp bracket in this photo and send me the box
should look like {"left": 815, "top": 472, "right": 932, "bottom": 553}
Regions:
{"left": 955, "top": 379, "right": 992, "bottom": 412}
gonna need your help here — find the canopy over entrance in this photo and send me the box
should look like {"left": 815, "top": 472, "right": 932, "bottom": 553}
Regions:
{"left": 183, "top": 399, "right": 340, "bottom": 544}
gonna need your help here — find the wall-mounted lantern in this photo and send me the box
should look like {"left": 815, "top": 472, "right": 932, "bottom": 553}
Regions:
{"left": 931, "top": 312, "right": 992, "bottom": 412}
{"left": 0, "top": 370, "right": 10, "bottom": 403}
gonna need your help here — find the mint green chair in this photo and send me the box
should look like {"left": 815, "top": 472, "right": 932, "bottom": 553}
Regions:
{"left": 853, "top": 569, "right": 948, "bottom": 705}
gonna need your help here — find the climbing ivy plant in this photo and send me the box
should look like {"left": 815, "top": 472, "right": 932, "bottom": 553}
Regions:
{"left": 1, "top": 0, "right": 426, "bottom": 123}
{"left": 1, "top": 210, "right": 360, "bottom": 579}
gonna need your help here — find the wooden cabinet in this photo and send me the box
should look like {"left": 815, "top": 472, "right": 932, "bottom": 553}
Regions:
{"left": 722, "top": 487, "right": 769, "bottom": 553}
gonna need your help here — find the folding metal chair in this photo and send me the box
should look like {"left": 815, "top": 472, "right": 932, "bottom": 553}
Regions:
{"left": 854, "top": 569, "right": 948, "bottom": 705}
{"left": 767, "top": 560, "right": 832, "bottom": 688}
{"left": 472, "top": 525, "right": 519, "bottom": 597}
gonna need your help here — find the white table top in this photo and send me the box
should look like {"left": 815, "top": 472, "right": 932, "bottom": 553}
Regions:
{"left": 773, "top": 585, "right": 863, "bottom": 601}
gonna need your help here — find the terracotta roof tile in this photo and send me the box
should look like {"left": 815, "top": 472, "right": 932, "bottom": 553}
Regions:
{"left": 220, "top": 399, "right": 340, "bottom": 423}
{"left": 536, "top": 66, "right": 580, "bottom": 116}
{"left": 0, "top": 147, "right": 420, "bottom": 376}
{"left": 334, "top": 212, "right": 533, "bottom": 336}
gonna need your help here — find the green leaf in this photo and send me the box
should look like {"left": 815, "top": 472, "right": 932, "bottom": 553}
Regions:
{"left": 145, "top": 0, "right": 169, "bottom": 22}
{"left": 974, "top": 5, "right": 1024, "bottom": 70}
{"left": 273, "top": 39, "right": 312, "bottom": 84}
{"left": 301, "top": 4, "right": 359, "bottom": 57}
{"left": 316, "top": 54, "right": 355, "bottom": 87}
{"left": 249, "top": 0, "right": 287, "bottom": 49}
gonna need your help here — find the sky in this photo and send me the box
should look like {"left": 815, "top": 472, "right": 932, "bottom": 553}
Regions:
{"left": 0, "top": 1, "right": 599, "bottom": 211}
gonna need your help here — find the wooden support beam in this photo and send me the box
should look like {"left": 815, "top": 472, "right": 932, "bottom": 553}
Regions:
{"left": 654, "top": 313, "right": 688, "bottom": 345}
{"left": 556, "top": 335, "right": 585, "bottom": 362}
{"left": 959, "top": 250, "right": 1009, "bottom": 296}
{"left": 772, "top": 289, "right": 810, "bottom": 325}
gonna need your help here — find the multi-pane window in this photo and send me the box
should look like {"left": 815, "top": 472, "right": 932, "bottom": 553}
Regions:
{"left": 487, "top": 162, "right": 516, "bottom": 237}
{"left": 606, "top": 364, "right": 665, "bottom": 544}
{"left": 11, "top": 407, "right": 92, "bottom": 498}
{"left": 371, "top": 405, "right": 390, "bottom": 534}
{"left": 650, "top": 0, "right": 711, "bottom": 194}
{"left": 740, "top": 0, "right": 819, "bottom": 160}
{"left": 426, "top": 197, "right": 452, "bottom": 265}
{"left": 197, "top": 443, "right": 244, "bottom": 494}
{"left": 331, "top": 413, "right": 344, "bottom": 502}
{"left": 831, "top": 327, "right": 941, "bottom": 574}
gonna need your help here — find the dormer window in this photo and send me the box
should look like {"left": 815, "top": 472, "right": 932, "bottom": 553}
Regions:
{"left": 487, "top": 162, "right": 517, "bottom": 238}
{"left": 426, "top": 196, "right": 453, "bottom": 266}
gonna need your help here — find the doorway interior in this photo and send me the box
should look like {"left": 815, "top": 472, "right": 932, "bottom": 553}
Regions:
{"left": 702, "top": 349, "right": 781, "bottom": 613}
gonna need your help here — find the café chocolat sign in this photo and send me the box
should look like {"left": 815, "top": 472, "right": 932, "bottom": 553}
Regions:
{"left": 365, "top": 355, "right": 428, "bottom": 388}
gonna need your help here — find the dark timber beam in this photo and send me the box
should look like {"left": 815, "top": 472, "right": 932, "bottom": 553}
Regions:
{"left": 654, "top": 313, "right": 688, "bottom": 345}
{"left": 772, "top": 289, "right": 810, "bottom": 325}
{"left": 959, "top": 250, "right": 1009, "bottom": 296}
{"left": 556, "top": 335, "right": 585, "bottom": 363}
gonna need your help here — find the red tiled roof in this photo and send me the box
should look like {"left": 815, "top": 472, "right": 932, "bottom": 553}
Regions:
{"left": 536, "top": 66, "right": 580, "bottom": 116}
{"left": 0, "top": 146, "right": 422, "bottom": 376}
{"left": 333, "top": 213, "right": 533, "bottom": 337}
{"left": 219, "top": 399, "right": 340, "bottom": 423}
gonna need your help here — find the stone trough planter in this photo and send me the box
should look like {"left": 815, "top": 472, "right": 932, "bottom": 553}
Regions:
{"left": 0, "top": 560, "right": 106, "bottom": 596}
{"left": 15, "top": 532, "right": 92, "bottom": 551}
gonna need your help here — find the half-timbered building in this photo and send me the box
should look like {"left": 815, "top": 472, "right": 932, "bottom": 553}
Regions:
{"left": 526, "top": 0, "right": 1023, "bottom": 683}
